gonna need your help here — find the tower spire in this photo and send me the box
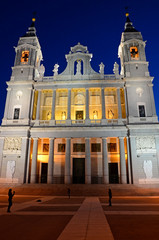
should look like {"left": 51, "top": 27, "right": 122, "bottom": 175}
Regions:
{"left": 124, "top": 11, "right": 138, "bottom": 32}
{"left": 23, "top": 14, "right": 37, "bottom": 37}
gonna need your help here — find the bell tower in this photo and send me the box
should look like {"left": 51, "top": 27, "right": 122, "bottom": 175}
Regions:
{"left": 118, "top": 13, "right": 149, "bottom": 78}
{"left": 118, "top": 13, "right": 158, "bottom": 123}
{"left": 2, "top": 17, "right": 43, "bottom": 126}
{"left": 11, "top": 17, "right": 42, "bottom": 81}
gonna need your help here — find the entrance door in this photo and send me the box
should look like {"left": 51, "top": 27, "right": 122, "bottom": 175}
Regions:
{"left": 73, "top": 158, "right": 85, "bottom": 184}
{"left": 109, "top": 163, "right": 119, "bottom": 183}
{"left": 41, "top": 163, "right": 48, "bottom": 183}
{"left": 76, "top": 111, "right": 83, "bottom": 120}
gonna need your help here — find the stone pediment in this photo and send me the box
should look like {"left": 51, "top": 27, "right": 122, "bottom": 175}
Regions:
{"left": 54, "top": 43, "right": 99, "bottom": 78}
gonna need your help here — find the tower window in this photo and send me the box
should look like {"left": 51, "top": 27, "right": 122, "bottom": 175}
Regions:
{"left": 21, "top": 51, "right": 29, "bottom": 63}
{"left": 130, "top": 47, "right": 139, "bottom": 59}
{"left": 138, "top": 105, "right": 146, "bottom": 117}
{"left": 13, "top": 108, "right": 20, "bottom": 119}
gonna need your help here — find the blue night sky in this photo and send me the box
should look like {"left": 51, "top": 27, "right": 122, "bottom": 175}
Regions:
{"left": 0, "top": 0, "right": 159, "bottom": 122}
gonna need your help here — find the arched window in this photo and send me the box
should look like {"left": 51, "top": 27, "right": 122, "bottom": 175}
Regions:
{"left": 130, "top": 47, "right": 139, "bottom": 59}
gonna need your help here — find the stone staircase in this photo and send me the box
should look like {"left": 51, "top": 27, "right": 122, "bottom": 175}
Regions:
{"left": 0, "top": 183, "right": 159, "bottom": 196}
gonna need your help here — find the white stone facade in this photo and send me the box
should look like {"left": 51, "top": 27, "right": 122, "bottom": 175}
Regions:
{"left": 0, "top": 16, "right": 159, "bottom": 185}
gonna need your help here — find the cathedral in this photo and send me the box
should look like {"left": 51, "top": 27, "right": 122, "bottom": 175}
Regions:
{"left": 0, "top": 13, "right": 159, "bottom": 185}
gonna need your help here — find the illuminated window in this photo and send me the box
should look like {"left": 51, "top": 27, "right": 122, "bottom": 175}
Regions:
{"left": 130, "top": 47, "right": 139, "bottom": 59}
{"left": 107, "top": 138, "right": 119, "bottom": 162}
{"left": 71, "top": 89, "right": 85, "bottom": 120}
{"left": 37, "top": 138, "right": 49, "bottom": 163}
{"left": 55, "top": 89, "right": 68, "bottom": 120}
{"left": 36, "top": 56, "right": 39, "bottom": 67}
{"left": 89, "top": 88, "right": 102, "bottom": 120}
{"left": 40, "top": 90, "right": 53, "bottom": 120}
{"left": 21, "top": 51, "right": 29, "bottom": 63}
{"left": 105, "top": 88, "right": 118, "bottom": 119}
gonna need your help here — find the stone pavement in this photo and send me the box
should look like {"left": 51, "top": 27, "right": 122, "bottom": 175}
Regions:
{"left": 58, "top": 197, "right": 114, "bottom": 240}
{"left": 0, "top": 195, "right": 159, "bottom": 239}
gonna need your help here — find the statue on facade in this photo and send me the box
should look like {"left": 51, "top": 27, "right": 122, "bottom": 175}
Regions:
{"left": 99, "top": 62, "right": 105, "bottom": 75}
{"left": 113, "top": 62, "right": 119, "bottom": 78}
{"left": 6, "top": 161, "right": 16, "bottom": 179}
{"left": 53, "top": 63, "right": 59, "bottom": 76}
{"left": 143, "top": 160, "right": 152, "bottom": 179}
{"left": 76, "top": 60, "right": 81, "bottom": 75}
{"left": 38, "top": 64, "right": 45, "bottom": 79}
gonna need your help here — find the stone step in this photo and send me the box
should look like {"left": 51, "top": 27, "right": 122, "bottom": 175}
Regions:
{"left": 0, "top": 183, "right": 159, "bottom": 196}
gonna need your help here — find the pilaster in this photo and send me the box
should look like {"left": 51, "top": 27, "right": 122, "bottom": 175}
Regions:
{"left": 102, "top": 138, "right": 109, "bottom": 184}
{"left": 119, "top": 137, "right": 127, "bottom": 183}
{"left": 30, "top": 138, "right": 38, "bottom": 183}
{"left": 47, "top": 138, "right": 54, "bottom": 183}
{"left": 65, "top": 138, "right": 71, "bottom": 184}
{"left": 85, "top": 138, "right": 91, "bottom": 184}
{"left": 36, "top": 90, "right": 41, "bottom": 120}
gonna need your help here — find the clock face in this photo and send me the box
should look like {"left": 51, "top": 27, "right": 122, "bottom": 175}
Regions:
{"left": 130, "top": 47, "right": 139, "bottom": 59}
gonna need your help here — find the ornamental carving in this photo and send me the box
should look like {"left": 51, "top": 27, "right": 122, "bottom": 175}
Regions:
{"left": 136, "top": 136, "right": 156, "bottom": 153}
{"left": 136, "top": 87, "right": 144, "bottom": 97}
{"left": 3, "top": 137, "right": 22, "bottom": 153}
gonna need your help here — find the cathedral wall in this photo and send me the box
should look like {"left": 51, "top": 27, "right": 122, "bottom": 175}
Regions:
{"left": 129, "top": 129, "right": 159, "bottom": 184}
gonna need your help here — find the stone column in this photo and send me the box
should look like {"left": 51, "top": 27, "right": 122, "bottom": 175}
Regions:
{"left": 117, "top": 88, "right": 122, "bottom": 119}
{"left": 36, "top": 90, "right": 41, "bottom": 120}
{"left": 126, "top": 136, "right": 132, "bottom": 184}
{"left": 155, "top": 136, "right": 159, "bottom": 177}
{"left": 51, "top": 90, "right": 56, "bottom": 120}
{"left": 67, "top": 89, "right": 71, "bottom": 120}
{"left": 101, "top": 88, "right": 106, "bottom": 119}
{"left": 85, "top": 138, "right": 91, "bottom": 184}
{"left": 30, "top": 138, "right": 38, "bottom": 183}
{"left": 85, "top": 88, "right": 90, "bottom": 124}
{"left": 0, "top": 137, "right": 4, "bottom": 176}
{"left": 123, "top": 86, "right": 128, "bottom": 118}
{"left": 47, "top": 138, "right": 54, "bottom": 183}
{"left": 25, "top": 138, "right": 31, "bottom": 183}
{"left": 119, "top": 137, "right": 127, "bottom": 183}
{"left": 102, "top": 138, "right": 109, "bottom": 183}
{"left": 65, "top": 138, "right": 71, "bottom": 184}
{"left": 29, "top": 89, "right": 35, "bottom": 120}
{"left": 20, "top": 137, "right": 29, "bottom": 183}
{"left": 3, "top": 88, "right": 11, "bottom": 119}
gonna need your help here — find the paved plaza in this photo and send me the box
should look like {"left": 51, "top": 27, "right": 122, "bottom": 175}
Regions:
{"left": 0, "top": 187, "right": 159, "bottom": 240}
